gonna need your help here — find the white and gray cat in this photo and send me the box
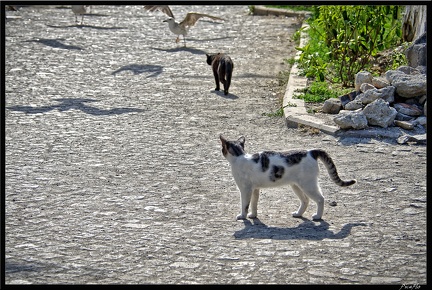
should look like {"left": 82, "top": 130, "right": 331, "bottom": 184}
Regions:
{"left": 220, "top": 135, "right": 356, "bottom": 220}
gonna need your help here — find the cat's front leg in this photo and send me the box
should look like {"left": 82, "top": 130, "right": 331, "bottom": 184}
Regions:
{"left": 213, "top": 71, "right": 220, "bottom": 91}
{"left": 291, "top": 184, "right": 309, "bottom": 218}
{"left": 247, "top": 188, "right": 260, "bottom": 219}
{"left": 236, "top": 185, "right": 253, "bottom": 220}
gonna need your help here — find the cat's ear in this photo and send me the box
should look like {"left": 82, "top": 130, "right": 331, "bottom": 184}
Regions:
{"left": 206, "top": 53, "right": 209, "bottom": 58}
{"left": 238, "top": 136, "right": 245, "bottom": 146}
{"left": 220, "top": 134, "right": 227, "bottom": 144}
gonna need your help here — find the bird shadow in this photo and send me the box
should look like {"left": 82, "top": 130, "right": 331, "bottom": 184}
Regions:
{"left": 211, "top": 90, "right": 239, "bottom": 99}
{"left": 150, "top": 46, "right": 207, "bottom": 55}
{"left": 23, "top": 38, "right": 83, "bottom": 50}
{"left": 188, "top": 36, "right": 235, "bottom": 42}
{"left": 234, "top": 217, "right": 367, "bottom": 240}
{"left": 112, "top": 64, "right": 163, "bottom": 77}
{"left": 6, "top": 98, "right": 145, "bottom": 116}
{"left": 46, "top": 24, "right": 127, "bottom": 30}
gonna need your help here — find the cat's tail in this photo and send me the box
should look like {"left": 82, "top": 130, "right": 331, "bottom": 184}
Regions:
{"left": 310, "top": 149, "right": 356, "bottom": 187}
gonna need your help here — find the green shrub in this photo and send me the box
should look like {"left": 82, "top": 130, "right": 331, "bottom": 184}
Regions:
{"left": 294, "top": 81, "right": 352, "bottom": 103}
{"left": 297, "top": 5, "right": 404, "bottom": 87}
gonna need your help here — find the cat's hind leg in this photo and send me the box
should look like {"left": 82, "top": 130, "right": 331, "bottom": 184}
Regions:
{"left": 298, "top": 182, "right": 325, "bottom": 220}
{"left": 236, "top": 185, "right": 253, "bottom": 220}
{"left": 218, "top": 66, "right": 227, "bottom": 94}
{"left": 247, "top": 188, "right": 260, "bottom": 219}
{"left": 291, "top": 184, "right": 309, "bottom": 218}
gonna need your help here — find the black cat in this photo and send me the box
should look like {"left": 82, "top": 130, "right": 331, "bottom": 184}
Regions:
{"left": 206, "top": 53, "right": 234, "bottom": 95}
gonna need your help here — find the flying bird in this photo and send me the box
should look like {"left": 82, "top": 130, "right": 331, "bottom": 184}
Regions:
{"left": 5, "top": 5, "right": 18, "bottom": 11}
{"left": 71, "top": 5, "right": 88, "bottom": 25}
{"left": 144, "top": 5, "right": 225, "bottom": 46}
{"left": 144, "top": 5, "right": 174, "bottom": 18}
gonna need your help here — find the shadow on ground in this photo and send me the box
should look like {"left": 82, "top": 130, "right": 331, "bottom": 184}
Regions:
{"left": 211, "top": 90, "right": 239, "bottom": 100}
{"left": 111, "top": 64, "right": 163, "bottom": 77}
{"left": 150, "top": 46, "right": 207, "bottom": 55}
{"left": 46, "top": 23, "right": 127, "bottom": 30}
{"left": 234, "top": 218, "right": 367, "bottom": 240}
{"left": 7, "top": 98, "right": 145, "bottom": 116}
{"left": 23, "top": 38, "right": 84, "bottom": 50}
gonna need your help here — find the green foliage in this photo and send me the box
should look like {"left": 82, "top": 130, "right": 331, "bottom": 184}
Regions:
{"left": 284, "top": 58, "right": 296, "bottom": 66}
{"left": 266, "top": 5, "right": 314, "bottom": 12}
{"left": 263, "top": 103, "right": 297, "bottom": 118}
{"left": 390, "top": 42, "right": 410, "bottom": 69}
{"left": 294, "top": 81, "right": 352, "bottom": 103}
{"left": 297, "top": 5, "right": 404, "bottom": 87}
{"left": 292, "top": 30, "right": 301, "bottom": 43}
{"left": 296, "top": 41, "right": 329, "bottom": 82}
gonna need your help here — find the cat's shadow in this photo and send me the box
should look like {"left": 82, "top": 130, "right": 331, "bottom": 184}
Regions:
{"left": 6, "top": 98, "right": 145, "bottom": 116}
{"left": 234, "top": 217, "right": 367, "bottom": 240}
{"left": 212, "top": 90, "right": 239, "bottom": 99}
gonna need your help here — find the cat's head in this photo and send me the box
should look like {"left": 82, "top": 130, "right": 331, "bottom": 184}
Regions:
{"left": 206, "top": 53, "right": 220, "bottom": 65}
{"left": 220, "top": 135, "right": 246, "bottom": 158}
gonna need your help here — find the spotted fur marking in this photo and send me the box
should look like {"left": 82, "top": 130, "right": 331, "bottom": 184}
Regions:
{"left": 270, "top": 165, "right": 285, "bottom": 181}
{"left": 282, "top": 150, "right": 308, "bottom": 165}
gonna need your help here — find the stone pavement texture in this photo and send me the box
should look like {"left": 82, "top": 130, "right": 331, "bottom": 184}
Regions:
{"left": 4, "top": 5, "right": 427, "bottom": 285}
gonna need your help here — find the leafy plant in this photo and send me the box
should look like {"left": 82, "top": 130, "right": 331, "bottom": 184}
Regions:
{"left": 263, "top": 103, "right": 297, "bottom": 117}
{"left": 297, "top": 5, "right": 403, "bottom": 87}
{"left": 390, "top": 42, "right": 409, "bottom": 69}
{"left": 294, "top": 81, "right": 352, "bottom": 103}
{"left": 296, "top": 42, "right": 329, "bottom": 82}
{"left": 266, "top": 5, "right": 313, "bottom": 12}
{"left": 292, "top": 30, "right": 301, "bottom": 43}
{"left": 284, "top": 58, "right": 296, "bottom": 66}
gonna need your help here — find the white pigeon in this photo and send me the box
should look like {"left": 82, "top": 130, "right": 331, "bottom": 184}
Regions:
{"left": 144, "top": 5, "right": 225, "bottom": 46}
{"left": 71, "top": 5, "right": 88, "bottom": 25}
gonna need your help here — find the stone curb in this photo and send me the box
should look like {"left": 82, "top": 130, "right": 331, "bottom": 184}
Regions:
{"left": 282, "top": 22, "right": 341, "bottom": 136}
{"left": 250, "top": 7, "right": 344, "bottom": 136}
{"left": 251, "top": 6, "right": 312, "bottom": 18}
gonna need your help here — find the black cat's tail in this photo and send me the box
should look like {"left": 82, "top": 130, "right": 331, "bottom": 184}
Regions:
{"left": 310, "top": 149, "right": 356, "bottom": 187}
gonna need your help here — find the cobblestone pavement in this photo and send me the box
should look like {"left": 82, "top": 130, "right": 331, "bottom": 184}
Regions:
{"left": 4, "top": 5, "right": 427, "bottom": 285}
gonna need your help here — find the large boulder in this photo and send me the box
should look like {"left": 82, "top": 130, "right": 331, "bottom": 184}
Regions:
{"left": 372, "top": 77, "right": 390, "bottom": 89}
{"left": 344, "top": 99, "right": 363, "bottom": 111}
{"left": 393, "top": 103, "right": 423, "bottom": 116}
{"left": 322, "top": 98, "right": 342, "bottom": 114}
{"left": 355, "top": 71, "right": 373, "bottom": 92}
{"left": 405, "top": 31, "right": 427, "bottom": 68}
{"left": 333, "top": 110, "right": 368, "bottom": 129}
{"left": 385, "top": 70, "right": 426, "bottom": 98}
{"left": 363, "top": 98, "right": 397, "bottom": 128}
{"left": 357, "top": 86, "right": 395, "bottom": 104}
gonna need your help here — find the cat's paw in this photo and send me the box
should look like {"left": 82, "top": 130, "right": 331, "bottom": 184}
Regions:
{"left": 215, "top": 87, "right": 220, "bottom": 91}
{"left": 292, "top": 211, "right": 303, "bottom": 218}
{"left": 236, "top": 214, "right": 246, "bottom": 220}
{"left": 312, "top": 214, "right": 322, "bottom": 220}
{"left": 247, "top": 213, "right": 257, "bottom": 219}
